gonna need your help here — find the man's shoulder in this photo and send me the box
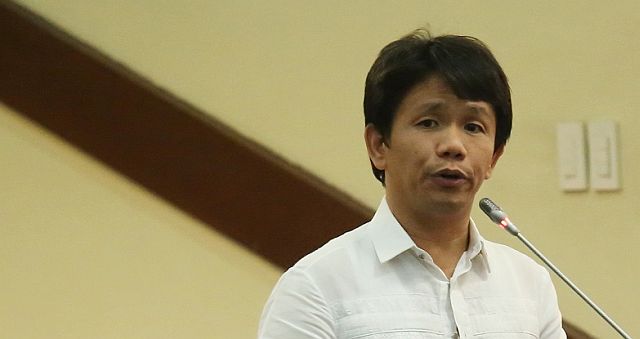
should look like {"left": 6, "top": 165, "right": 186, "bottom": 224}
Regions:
{"left": 290, "top": 222, "right": 374, "bottom": 275}
{"left": 483, "top": 239, "right": 549, "bottom": 277}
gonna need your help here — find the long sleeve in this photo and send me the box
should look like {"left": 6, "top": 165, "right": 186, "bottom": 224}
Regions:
{"left": 258, "top": 267, "right": 336, "bottom": 339}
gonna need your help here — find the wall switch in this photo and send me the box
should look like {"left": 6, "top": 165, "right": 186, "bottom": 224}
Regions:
{"left": 556, "top": 122, "right": 588, "bottom": 191}
{"left": 587, "top": 120, "right": 620, "bottom": 191}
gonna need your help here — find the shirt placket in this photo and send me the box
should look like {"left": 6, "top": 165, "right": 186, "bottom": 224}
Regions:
{"left": 415, "top": 249, "right": 459, "bottom": 338}
{"left": 449, "top": 277, "right": 470, "bottom": 338}
{"left": 449, "top": 253, "right": 475, "bottom": 339}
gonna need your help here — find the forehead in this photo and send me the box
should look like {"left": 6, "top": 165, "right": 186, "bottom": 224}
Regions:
{"left": 396, "top": 76, "right": 496, "bottom": 119}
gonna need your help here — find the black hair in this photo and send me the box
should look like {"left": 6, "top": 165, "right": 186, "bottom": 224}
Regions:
{"left": 364, "top": 29, "right": 512, "bottom": 184}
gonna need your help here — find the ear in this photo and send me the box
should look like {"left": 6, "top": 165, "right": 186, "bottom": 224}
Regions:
{"left": 485, "top": 144, "right": 504, "bottom": 179}
{"left": 364, "top": 124, "right": 388, "bottom": 172}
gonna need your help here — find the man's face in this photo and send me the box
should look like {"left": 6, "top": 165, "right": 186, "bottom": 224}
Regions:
{"left": 366, "top": 75, "right": 503, "bottom": 218}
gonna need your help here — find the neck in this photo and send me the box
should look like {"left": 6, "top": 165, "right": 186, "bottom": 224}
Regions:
{"left": 404, "top": 214, "right": 470, "bottom": 260}
{"left": 410, "top": 221, "right": 470, "bottom": 279}
{"left": 388, "top": 198, "right": 472, "bottom": 243}
{"left": 387, "top": 198, "right": 472, "bottom": 278}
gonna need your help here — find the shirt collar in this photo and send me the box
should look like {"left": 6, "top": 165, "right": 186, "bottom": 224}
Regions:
{"left": 369, "top": 197, "right": 492, "bottom": 272}
{"left": 468, "top": 218, "right": 492, "bottom": 273}
{"left": 369, "top": 197, "right": 416, "bottom": 263}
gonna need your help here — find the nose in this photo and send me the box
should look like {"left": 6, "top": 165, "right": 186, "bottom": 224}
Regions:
{"left": 435, "top": 128, "right": 467, "bottom": 160}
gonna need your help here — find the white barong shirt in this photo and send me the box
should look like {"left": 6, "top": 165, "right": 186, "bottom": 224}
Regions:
{"left": 259, "top": 198, "right": 565, "bottom": 338}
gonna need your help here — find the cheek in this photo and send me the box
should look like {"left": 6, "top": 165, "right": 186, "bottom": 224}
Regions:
{"left": 482, "top": 158, "right": 497, "bottom": 179}
{"left": 472, "top": 147, "right": 498, "bottom": 179}
{"left": 484, "top": 168, "right": 493, "bottom": 180}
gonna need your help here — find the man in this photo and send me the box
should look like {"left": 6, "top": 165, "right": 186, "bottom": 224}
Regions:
{"left": 258, "top": 29, "right": 565, "bottom": 338}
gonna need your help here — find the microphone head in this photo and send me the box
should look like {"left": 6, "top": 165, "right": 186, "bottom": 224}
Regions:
{"left": 479, "top": 197, "right": 507, "bottom": 224}
{"left": 479, "top": 197, "right": 520, "bottom": 236}
{"left": 479, "top": 197, "right": 499, "bottom": 214}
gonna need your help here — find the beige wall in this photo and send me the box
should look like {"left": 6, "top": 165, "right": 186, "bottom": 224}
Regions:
{"left": 0, "top": 105, "right": 281, "bottom": 338}
{"left": 10, "top": 1, "right": 640, "bottom": 337}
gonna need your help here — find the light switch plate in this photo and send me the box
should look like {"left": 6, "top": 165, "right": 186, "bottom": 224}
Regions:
{"left": 587, "top": 120, "right": 620, "bottom": 191}
{"left": 556, "top": 122, "right": 587, "bottom": 191}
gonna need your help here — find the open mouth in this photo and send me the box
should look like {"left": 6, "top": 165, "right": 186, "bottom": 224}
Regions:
{"left": 433, "top": 169, "right": 467, "bottom": 182}
{"left": 439, "top": 173, "right": 463, "bottom": 179}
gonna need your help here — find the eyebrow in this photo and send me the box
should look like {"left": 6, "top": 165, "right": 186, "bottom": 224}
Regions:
{"left": 417, "top": 100, "right": 445, "bottom": 114}
{"left": 466, "top": 102, "right": 492, "bottom": 116}
{"left": 418, "top": 100, "right": 491, "bottom": 115}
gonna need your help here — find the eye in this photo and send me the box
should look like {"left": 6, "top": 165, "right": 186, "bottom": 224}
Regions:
{"left": 464, "top": 122, "right": 486, "bottom": 134}
{"left": 418, "top": 119, "right": 438, "bottom": 128}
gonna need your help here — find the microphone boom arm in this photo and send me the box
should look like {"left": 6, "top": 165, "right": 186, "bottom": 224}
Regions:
{"left": 516, "top": 232, "right": 630, "bottom": 339}
{"left": 479, "top": 198, "right": 631, "bottom": 339}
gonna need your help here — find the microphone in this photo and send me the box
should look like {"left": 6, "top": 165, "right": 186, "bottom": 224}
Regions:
{"left": 479, "top": 198, "right": 631, "bottom": 339}
{"left": 478, "top": 198, "right": 520, "bottom": 236}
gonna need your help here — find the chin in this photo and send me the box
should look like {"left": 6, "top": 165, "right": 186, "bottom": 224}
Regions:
{"left": 426, "top": 197, "right": 470, "bottom": 214}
